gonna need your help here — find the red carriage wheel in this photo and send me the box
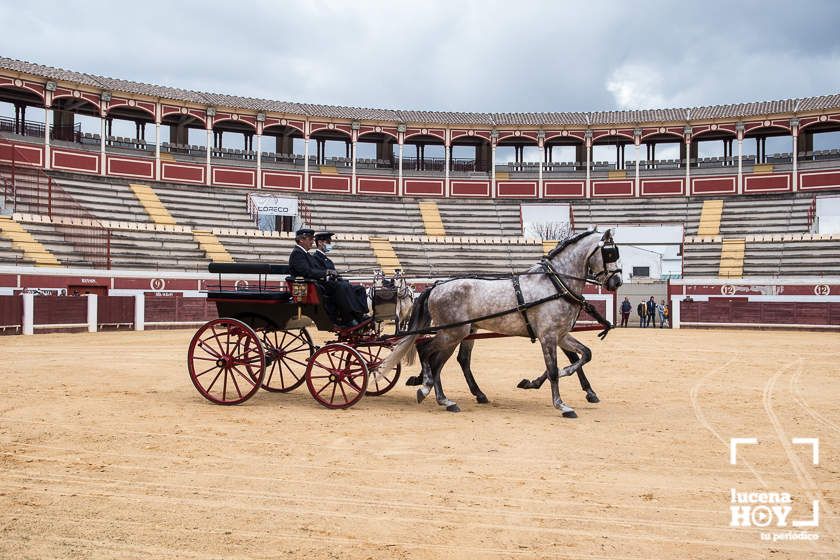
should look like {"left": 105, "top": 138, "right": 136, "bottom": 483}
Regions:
{"left": 236, "top": 314, "right": 314, "bottom": 393}
{"left": 188, "top": 318, "right": 265, "bottom": 405}
{"left": 305, "top": 343, "right": 368, "bottom": 409}
{"left": 354, "top": 344, "right": 401, "bottom": 396}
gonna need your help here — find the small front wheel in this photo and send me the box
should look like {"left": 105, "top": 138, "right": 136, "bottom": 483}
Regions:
{"left": 305, "top": 343, "right": 368, "bottom": 409}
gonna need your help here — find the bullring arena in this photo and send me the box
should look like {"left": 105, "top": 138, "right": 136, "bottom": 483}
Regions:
{"left": 1, "top": 327, "right": 839, "bottom": 558}
{"left": 1, "top": 26, "right": 840, "bottom": 558}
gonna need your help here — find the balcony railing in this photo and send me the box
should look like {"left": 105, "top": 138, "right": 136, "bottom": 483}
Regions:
{"left": 0, "top": 116, "right": 81, "bottom": 142}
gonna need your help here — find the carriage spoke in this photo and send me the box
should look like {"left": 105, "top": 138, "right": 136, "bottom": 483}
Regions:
{"left": 222, "top": 368, "right": 229, "bottom": 401}
{"left": 316, "top": 380, "right": 333, "bottom": 396}
{"left": 193, "top": 364, "right": 219, "bottom": 378}
{"left": 329, "top": 382, "right": 338, "bottom": 404}
{"left": 284, "top": 356, "right": 310, "bottom": 368}
{"left": 337, "top": 379, "right": 350, "bottom": 402}
{"left": 196, "top": 342, "right": 222, "bottom": 360}
{"left": 209, "top": 326, "right": 226, "bottom": 356}
{"left": 228, "top": 366, "right": 245, "bottom": 399}
{"left": 204, "top": 368, "right": 224, "bottom": 391}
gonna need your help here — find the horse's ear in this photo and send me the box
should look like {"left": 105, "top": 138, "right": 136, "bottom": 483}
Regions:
{"left": 601, "top": 228, "right": 613, "bottom": 241}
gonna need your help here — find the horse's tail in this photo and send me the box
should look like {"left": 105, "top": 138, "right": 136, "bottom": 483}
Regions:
{"left": 376, "top": 287, "right": 432, "bottom": 376}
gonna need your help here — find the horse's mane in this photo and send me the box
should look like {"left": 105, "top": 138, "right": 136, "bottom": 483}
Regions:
{"left": 545, "top": 229, "right": 598, "bottom": 260}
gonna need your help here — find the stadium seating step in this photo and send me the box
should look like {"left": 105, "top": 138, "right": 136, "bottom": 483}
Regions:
{"left": 0, "top": 216, "right": 61, "bottom": 267}
{"left": 129, "top": 184, "right": 177, "bottom": 226}
{"left": 697, "top": 199, "right": 724, "bottom": 236}
{"left": 418, "top": 201, "right": 446, "bottom": 236}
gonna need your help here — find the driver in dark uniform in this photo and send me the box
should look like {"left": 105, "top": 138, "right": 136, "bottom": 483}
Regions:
{"left": 288, "top": 228, "right": 367, "bottom": 327}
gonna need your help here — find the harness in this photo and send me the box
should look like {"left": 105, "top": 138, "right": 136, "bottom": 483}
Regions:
{"left": 397, "top": 258, "right": 613, "bottom": 341}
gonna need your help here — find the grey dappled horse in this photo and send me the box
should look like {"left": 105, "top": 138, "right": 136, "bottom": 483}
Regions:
{"left": 376, "top": 229, "right": 622, "bottom": 417}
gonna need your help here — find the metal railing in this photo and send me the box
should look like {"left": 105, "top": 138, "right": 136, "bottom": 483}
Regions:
{"left": 0, "top": 116, "right": 81, "bottom": 143}
{"left": 0, "top": 140, "right": 109, "bottom": 268}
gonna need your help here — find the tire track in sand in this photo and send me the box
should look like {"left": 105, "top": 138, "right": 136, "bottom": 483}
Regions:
{"left": 689, "top": 355, "right": 768, "bottom": 487}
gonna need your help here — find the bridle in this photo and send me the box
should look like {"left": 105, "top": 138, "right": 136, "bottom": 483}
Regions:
{"left": 585, "top": 237, "right": 622, "bottom": 288}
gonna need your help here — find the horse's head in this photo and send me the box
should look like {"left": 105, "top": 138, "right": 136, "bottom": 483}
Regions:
{"left": 587, "top": 229, "right": 623, "bottom": 291}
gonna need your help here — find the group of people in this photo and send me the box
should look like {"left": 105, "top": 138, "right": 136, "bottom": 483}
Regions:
{"left": 288, "top": 228, "right": 369, "bottom": 328}
{"left": 619, "top": 296, "right": 669, "bottom": 328}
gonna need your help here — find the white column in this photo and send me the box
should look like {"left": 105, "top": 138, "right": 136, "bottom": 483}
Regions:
{"left": 585, "top": 139, "right": 592, "bottom": 198}
{"left": 669, "top": 297, "right": 680, "bottom": 329}
{"left": 634, "top": 141, "right": 640, "bottom": 196}
{"left": 206, "top": 125, "right": 212, "bottom": 186}
{"left": 685, "top": 138, "right": 691, "bottom": 191}
{"left": 737, "top": 137, "right": 744, "bottom": 195}
{"left": 351, "top": 139, "right": 357, "bottom": 194}
{"left": 537, "top": 139, "right": 544, "bottom": 198}
{"left": 397, "top": 139, "right": 404, "bottom": 196}
{"left": 791, "top": 124, "right": 799, "bottom": 192}
{"left": 444, "top": 141, "right": 451, "bottom": 197}
{"left": 100, "top": 116, "right": 107, "bottom": 176}
{"left": 154, "top": 120, "right": 161, "bottom": 181}
{"left": 44, "top": 104, "right": 52, "bottom": 170}
{"left": 22, "top": 293, "right": 34, "bottom": 335}
{"left": 86, "top": 294, "right": 98, "bottom": 333}
{"left": 490, "top": 143, "right": 497, "bottom": 198}
{"left": 134, "top": 293, "right": 145, "bottom": 331}
{"left": 304, "top": 136, "right": 310, "bottom": 191}
{"left": 256, "top": 133, "right": 263, "bottom": 189}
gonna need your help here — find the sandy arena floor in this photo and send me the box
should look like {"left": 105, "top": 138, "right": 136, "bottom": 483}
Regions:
{"left": 0, "top": 327, "right": 838, "bottom": 559}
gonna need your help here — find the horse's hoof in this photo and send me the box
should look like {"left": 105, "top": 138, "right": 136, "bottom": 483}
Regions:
{"left": 416, "top": 388, "right": 427, "bottom": 403}
{"left": 476, "top": 395, "right": 489, "bottom": 404}
{"left": 562, "top": 410, "right": 578, "bottom": 418}
{"left": 405, "top": 375, "right": 422, "bottom": 386}
{"left": 517, "top": 379, "right": 532, "bottom": 389}
{"left": 446, "top": 404, "right": 461, "bottom": 413}
{"left": 586, "top": 393, "right": 600, "bottom": 404}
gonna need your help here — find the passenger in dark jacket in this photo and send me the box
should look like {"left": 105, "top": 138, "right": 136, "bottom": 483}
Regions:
{"left": 288, "top": 229, "right": 367, "bottom": 327}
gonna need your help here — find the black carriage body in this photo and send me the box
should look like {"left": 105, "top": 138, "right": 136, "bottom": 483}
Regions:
{"left": 206, "top": 263, "right": 333, "bottom": 331}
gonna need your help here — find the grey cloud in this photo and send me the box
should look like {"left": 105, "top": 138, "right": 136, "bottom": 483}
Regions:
{"left": 0, "top": 0, "right": 837, "bottom": 114}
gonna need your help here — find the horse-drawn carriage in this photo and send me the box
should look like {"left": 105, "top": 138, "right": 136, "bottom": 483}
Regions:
{"left": 188, "top": 229, "right": 623, "bottom": 416}
{"left": 187, "top": 263, "right": 403, "bottom": 409}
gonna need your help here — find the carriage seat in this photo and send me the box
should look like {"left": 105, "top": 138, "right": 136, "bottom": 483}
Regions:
{"left": 208, "top": 263, "right": 290, "bottom": 275}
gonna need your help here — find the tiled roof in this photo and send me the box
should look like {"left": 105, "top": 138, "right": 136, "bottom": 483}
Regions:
{"left": 1, "top": 57, "right": 839, "bottom": 128}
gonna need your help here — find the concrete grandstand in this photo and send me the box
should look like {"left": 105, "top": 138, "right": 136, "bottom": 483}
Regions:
{"left": 0, "top": 57, "right": 838, "bottom": 333}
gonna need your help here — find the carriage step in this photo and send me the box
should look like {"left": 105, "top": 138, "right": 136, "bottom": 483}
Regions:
{"left": 129, "top": 184, "right": 177, "bottom": 226}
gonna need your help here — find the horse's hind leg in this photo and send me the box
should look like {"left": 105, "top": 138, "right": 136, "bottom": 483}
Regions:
{"left": 517, "top": 370, "right": 548, "bottom": 390}
{"left": 456, "top": 334, "right": 489, "bottom": 404}
{"left": 405, "top": 339, "right": 430, "bottom": 387}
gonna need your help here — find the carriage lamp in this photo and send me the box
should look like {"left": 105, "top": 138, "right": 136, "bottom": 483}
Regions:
{"left": 291, "top": 281, "right": 309, "bottom": 303}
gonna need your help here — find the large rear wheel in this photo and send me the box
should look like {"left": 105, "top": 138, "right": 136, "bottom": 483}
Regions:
{"left": 236, "top": 314, "right": 314, "bottom": 393}
{"left": 187, "top": 318, "right": 265, "bottom": 405}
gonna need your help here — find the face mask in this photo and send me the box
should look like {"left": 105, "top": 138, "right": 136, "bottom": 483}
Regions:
{"left": 324, "top": 244, "right": 333, "bottom": 253}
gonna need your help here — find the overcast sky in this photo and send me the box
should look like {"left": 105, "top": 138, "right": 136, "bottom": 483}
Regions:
{"left": 0, "top": 0, "right": 839, "bottom": 114}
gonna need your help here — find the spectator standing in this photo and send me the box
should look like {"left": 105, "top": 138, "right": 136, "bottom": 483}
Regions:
{"left": 637, "top": 300, "right": 647, "bottom": 327}
{"left": 620, "top": 297, "right": 632, "bottom": 327}
{"left": 646, "top": 296, "right": 656, "bottom": 328}
{"left": 663, "top": 302, "right": 670, "bottom": 328}
{"left": 657, "top": 299, "right": 667, "bottom": 328}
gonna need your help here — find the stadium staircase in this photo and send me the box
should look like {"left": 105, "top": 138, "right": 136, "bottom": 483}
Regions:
{"left": 718, "top": 239, "right": 746, "bottom": 278}
{"left": 129, "top": 183, "right": 177, "bottom": 225}
{"left": 192, "top": 230, "right": 233, "bottom": 263}
{"left": 368, "top": 237, "right": 402, "bottom": 274}
{"left": 417, "top": 201, "right": 445, "bottom": 236}
{"left": 697, "top": 199, "right": 723, "bottom": 236}
{"left": 0, "top": 215, "right": 60, "bottom": 266}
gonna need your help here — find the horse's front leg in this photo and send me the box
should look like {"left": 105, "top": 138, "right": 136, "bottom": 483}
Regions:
{"left": 560, "top": 338, "right": 599, "bottom": 404}
{"left": 541, "top": 336, "right": 576, "bottom": 418}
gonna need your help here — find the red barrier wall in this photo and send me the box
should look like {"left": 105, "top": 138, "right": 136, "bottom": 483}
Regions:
{"left": 97, "top": 296, "right": 135, "bottom": 328}
{"left": 144, "top": 296, "right": 217, "bottom": 324}
{"left": 0, "top": 295, "right": 22, "bottom": 333}
{"left": 33, "top": 296, "right": 87, "bottom": 330}
{"left": 679, "top": 300, "right": 840, "bottom": 328}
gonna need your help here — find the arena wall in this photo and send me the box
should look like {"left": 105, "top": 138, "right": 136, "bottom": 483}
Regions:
{"left": 669, "top": 278, "right": 840, "bottom": 330}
